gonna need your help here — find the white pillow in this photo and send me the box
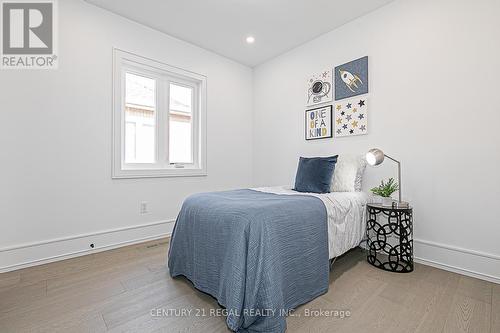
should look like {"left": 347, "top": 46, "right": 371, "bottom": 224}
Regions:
{"left": 331, "top": 155, "right": 367, "bottom": 192}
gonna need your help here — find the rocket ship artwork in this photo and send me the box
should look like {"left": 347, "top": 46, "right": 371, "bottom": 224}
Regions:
{"left": 334, "top": 56, "right": 368, "bottom": 100}
{"left": 339, "top": 69, "right": 363, "bottom": 93}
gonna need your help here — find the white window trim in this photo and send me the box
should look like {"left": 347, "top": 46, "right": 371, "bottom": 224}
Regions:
{"left": 112, "top": 48, "right": 207, "bottom": 179}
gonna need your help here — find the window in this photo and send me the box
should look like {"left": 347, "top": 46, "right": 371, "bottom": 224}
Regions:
{"left": 113, "top": 49, "right": 207, "bottom": 178}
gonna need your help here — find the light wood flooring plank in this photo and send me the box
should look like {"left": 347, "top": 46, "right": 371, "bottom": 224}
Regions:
{"left": 442, "top": 293, "right": 491, "bottom": 333}
{"left": 1, "top": 238, "right": 498, "bottom": 333}
{"left": 490, "top": 283, "right": 500, "bottom": 333}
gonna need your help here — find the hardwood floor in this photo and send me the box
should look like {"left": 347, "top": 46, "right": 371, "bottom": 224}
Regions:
{"left": 1, "top": 239, "right": 497, "bottom": 332}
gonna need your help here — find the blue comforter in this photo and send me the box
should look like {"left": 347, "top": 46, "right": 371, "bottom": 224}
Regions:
{"left": 168, "top": 189, "right": 329, "bottom": 333}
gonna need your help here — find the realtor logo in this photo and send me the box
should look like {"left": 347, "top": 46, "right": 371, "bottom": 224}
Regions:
{"left": 1, "top": 0, "right": 57, "bottom": 69}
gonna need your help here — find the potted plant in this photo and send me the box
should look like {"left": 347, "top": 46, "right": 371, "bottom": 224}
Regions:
{"left": 371, "top": 178, "right": 399, "bottom": 206}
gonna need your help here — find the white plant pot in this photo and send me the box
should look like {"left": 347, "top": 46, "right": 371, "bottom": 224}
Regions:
{"left": 381, "top": 197, "right": 393, "bottom": 206}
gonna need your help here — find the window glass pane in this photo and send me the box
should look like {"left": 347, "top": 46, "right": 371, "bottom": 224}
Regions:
{"left": 169, "top": 83, "right": 192, "bottom": 113}
{"left": 169, "top": 83, "right": 193, "bottom": 164}
{"left": 124, "top": 73, "right": 156, "bottom": 163}
{"left": 124, "top": 122, "right": 136, "bottom": 162}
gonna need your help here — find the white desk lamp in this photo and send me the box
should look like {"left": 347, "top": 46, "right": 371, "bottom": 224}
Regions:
{"left": 366, "top": 148, "right": 409, "bottom": 208}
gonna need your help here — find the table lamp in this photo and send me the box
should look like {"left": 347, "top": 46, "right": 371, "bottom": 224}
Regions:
{"left": 366, "top": 148, "right": 409, "bottom": 208}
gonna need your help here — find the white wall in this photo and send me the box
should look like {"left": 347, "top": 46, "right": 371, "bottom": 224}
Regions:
{"left": 253, "top": 0, "right": 500, "bottom": 282}
{"left": 0, "top": 0, "right": 253, "bottom": 270}
{"left": 2, "top": 0, "right": 500, "bottom": 282}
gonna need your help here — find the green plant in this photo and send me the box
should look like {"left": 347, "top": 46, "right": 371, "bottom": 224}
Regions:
{"left": 371, "top": 178, "right": 399, "bottom": 198}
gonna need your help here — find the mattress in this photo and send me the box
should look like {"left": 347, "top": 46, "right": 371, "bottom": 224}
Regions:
{"left": 253, "top": 186, "right": 369, "bottom": 259}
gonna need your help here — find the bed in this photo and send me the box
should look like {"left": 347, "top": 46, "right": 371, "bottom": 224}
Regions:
{"left": 168, "top": 185, "right": 368, "bottom": 333}
{"left": 254, "top": 186, "right": 368, "bottom": 259}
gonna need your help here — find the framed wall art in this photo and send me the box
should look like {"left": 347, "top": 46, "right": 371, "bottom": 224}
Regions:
{"left": 305, "top": 105, "right": 332, "bottom": 140}
{"left": 335, "top": 56, "right": 368, "bottom": 100}
{"left": 334, "top": 97, "right": 368, "bottom": 137}
{"left": 306, "top": 69, "right": 333, "bottom": 107}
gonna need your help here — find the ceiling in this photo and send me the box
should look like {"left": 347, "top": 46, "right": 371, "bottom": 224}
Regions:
{"left": 85, "top": 0, "right": 395, "bottom": 67}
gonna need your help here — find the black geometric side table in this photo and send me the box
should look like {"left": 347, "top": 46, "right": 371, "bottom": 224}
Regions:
{"left": 366, "top": 203, "right": 413, "bottom": 273}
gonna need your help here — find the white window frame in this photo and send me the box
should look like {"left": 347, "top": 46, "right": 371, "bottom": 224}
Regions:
{"left": 112, "top": 48, "right": 207, "bottom": 178}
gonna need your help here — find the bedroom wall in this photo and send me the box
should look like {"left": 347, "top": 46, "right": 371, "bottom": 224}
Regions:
{"left": 253, "top": 0, "right": 500, "bottom": 282}
{"left": 0, "top": 0, "right": 253, "bottom": 271}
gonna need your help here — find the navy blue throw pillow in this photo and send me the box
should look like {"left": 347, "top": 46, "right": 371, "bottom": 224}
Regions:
{"left": 293, "top": 156, "right": 338, "bottom": 193}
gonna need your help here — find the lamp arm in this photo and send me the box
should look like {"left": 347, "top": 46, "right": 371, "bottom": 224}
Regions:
{"left": 384, "top": 154, "right": 402, "bottom": 203}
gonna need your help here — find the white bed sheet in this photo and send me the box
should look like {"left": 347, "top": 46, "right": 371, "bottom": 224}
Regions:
{"left": 252, "top": 186, "right": 369, "bottom": 259}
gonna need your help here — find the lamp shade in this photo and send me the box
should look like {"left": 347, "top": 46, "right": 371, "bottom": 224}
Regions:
{"left": 366, "top": 148, "right": 385, "bottom": 166}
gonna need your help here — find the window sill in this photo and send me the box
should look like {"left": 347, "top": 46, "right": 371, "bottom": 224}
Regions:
{"left": 112, "top": 167, "right": 207, "bottom": 179}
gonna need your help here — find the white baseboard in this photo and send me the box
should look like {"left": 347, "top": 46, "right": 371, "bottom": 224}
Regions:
{"left": 414, "top": 239, "right": 500, "bottom": 284}
{"left": 2, "top": 225, "right": 499, "bottom": 286}
{"left": 0, "top": 219, "right": 175, "bottom": 273}
{"left": 360, "top": 238, "right": 500, "bottom": 284}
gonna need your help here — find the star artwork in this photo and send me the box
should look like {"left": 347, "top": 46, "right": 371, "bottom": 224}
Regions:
{"left": 334, "top": 97, "right": 368, "bottom": 137}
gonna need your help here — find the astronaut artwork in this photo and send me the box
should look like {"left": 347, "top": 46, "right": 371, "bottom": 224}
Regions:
{"left": 306, "top": 69, "right": 333, "bottom": 107}
{"left": 335, "top": 56, "right": 368, "bottom": 100}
